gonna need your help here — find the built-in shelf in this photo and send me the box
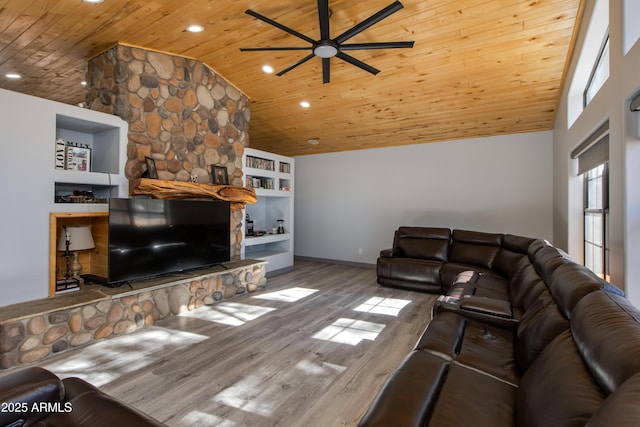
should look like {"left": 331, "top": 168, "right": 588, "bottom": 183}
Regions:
{"left": 245, "top": 233, "right": 291, "bottom": 246}
{"left": 54, "top": 113, "right": 127, "bottom": 209}
{"left": 242, "top": 148, "right": 294, "bottom": 274}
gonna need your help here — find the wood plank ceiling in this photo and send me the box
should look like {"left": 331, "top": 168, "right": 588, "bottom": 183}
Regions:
{"left": 0, "top": 0, "right": 584, "bottom": 156}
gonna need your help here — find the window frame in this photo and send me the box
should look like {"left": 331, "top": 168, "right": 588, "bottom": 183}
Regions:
{"left": 583, "top": 31, "right": 610, "bottom": 107}
{"left": 583, "top": 162, "right": 609, "bottom": 280}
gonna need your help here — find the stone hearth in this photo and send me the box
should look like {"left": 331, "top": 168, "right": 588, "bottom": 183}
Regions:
{"left": 0, "top": 260, "right": 266, "bottom": 370}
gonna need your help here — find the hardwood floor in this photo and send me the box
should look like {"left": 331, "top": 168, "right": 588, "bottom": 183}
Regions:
{"left": 36, "top": 260, "right": 436, "bottom": 426}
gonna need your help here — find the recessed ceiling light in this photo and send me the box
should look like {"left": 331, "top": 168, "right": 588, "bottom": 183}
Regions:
{"left": 82, "top": 0, "right": 104, "bottom": 3}
{"left": 262, "top": 65, "right": 274, "bottom": 74}
{"left": 186, "top": 25, "right": 204, "bottom": 33}
{"left": 5, "top": 73, "right": 21, "bottom": 79}
{"left": 308, "top": 139, "right": 319, "bottom": 145}
{"left": 300, "top": 101, "right": 310, "bottom": 108}
{"left": 81, "top": 81, "right": 87, "bottom": 86}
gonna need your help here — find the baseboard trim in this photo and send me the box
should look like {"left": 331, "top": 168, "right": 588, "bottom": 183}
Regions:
{"left": 294, "top": 256, "right": 376, "bottom": 270}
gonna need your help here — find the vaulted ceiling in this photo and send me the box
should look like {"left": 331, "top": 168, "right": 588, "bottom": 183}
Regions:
{"left": 0, "top": 0, "right": 583, "bottom": 156}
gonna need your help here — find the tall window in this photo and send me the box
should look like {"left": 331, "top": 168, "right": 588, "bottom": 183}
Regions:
{"left": 584, "top": 33, "right": 610, "bottom": 106}
{"left": 584, "top": 163, "right": 609, "bottom": 280}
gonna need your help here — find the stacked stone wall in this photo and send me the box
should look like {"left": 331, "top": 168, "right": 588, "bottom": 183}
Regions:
{"left": 85, "top": 44, "right": 250, "bottom": 259}
{"left": 0, "top": 262, "right": 266, "bottom": 370}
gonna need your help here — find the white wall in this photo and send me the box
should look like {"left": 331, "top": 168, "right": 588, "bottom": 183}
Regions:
{"left": 553, "top": 1, "right": 640, "bottom": 303}
{"left": 294, "top": 132, "right": 553, "bottom": 264}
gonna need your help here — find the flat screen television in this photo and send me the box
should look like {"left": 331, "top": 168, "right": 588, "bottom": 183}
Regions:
{"left": 108, "top": 198, "right": 230, "bottom": 285}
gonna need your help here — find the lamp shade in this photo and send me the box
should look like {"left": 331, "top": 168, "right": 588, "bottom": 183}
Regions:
{"left": 57, "top": 226, "right": 95, "bottom": 251}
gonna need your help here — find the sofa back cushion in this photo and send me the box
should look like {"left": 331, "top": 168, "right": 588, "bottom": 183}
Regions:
{"left": 571, "top": 291, "right": 640, "bottom": 395}
{"left": 394, "top": 227, "right": 451, "bottom": 261}
{"left": 548, "top": 262, "right": 603, "bottom": 318}
{"left": 449, "top": 229, "right": 502, "bottom": 270}
{"left": 585, "top": 372, "right": 640, "bottom": 427}
{"left": 531, "top": 245, "right": 571, "bottom": 284}
{"left": 493, "top": 234, "right": 536, "bottom": 278}
{"left": 516, "top": 330, "right": 604, "bottom": 427}
{"left": 516, "top": 295, "right": 570, "bottom": 372}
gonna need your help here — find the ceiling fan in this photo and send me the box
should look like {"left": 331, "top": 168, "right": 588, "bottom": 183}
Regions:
{"left": 240, "top": 0, "right": 415, "bottom": 84}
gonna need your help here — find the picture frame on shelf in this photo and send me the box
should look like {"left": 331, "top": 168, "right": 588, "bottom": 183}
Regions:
{"left": 211, "top": 165, "right": 229, "bottom": 185}
{"left": 144, "top": 156, "right": 158, "bottom": 179}
{"left": 66, "top": 146, "right": 91, "bottom": 172}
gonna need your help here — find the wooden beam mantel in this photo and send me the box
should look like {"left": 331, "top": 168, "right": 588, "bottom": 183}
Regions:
{"left": 129, "top": 178, "right": 257, "bottom": 210}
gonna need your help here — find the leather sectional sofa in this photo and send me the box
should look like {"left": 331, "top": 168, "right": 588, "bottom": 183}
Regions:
{"left": 360, "top": 227, "right": 640, "bottom": 426}
{"left": 0, "top": 366, "right": 165, "bottom": 427}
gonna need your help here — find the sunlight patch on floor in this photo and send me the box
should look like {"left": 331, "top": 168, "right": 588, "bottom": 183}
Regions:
{"left": 354, "top": 296, "right": 412, "bottom": 316}
{"left": 179, "top": 302, "right": 277, "bottom": 326}
{"left": 311, "top": 318, "right": 386, "bottom": 345}
{"left": 39, "top": 327, "right": 207, "bottom": 386}
{"left": 295, "top": 358, "right": 346, "bottom": 377}
{"left": 252, "top": 287, "right": 319, "bottom": 302}
{"left": 213, "top": 375, "right": 277, "bottom": 417}
{"left": 181, "top": 411, "right": 237, "bottom": 426}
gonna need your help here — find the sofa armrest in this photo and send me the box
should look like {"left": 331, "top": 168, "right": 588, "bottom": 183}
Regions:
{"left": 460, "top": 296, "right": 513, "bottom": 318}
{"left": 0, "top": 367, "right": 64, "bottom": 427}
{"left": 379, "top": 248, "right": 397, "bottom": 258}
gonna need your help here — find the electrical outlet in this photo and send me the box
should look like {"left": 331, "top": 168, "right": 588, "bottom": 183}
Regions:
{"left": 358, "top": 248, "right": 363, "bottom": 254}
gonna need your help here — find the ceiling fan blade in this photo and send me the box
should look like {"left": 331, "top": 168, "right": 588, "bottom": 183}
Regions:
{"left": 322, "top": 58, "right": 330, "bottom": 84}
{"left": 240, "top": 47, "right": 313, "bottom": 51}
{"left": 336, "top": 52, "right": 380, "bottom": 75}
{"left": 335, "top": 1, "right": 404, "bottom": 44}
{"left": 276, "top": 54, "right": 315, "bottom": 76}
{"left": 318, "top": 0, "right": 330, "bottom": 40}
{"left": 340, "top": 41, "right": 414, "bottom": 50}
{"left": 245, "top": 9, "right": 316, "bottom": 44}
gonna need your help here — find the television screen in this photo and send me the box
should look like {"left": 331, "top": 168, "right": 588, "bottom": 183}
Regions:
{"left": 108, "top": 198, "right": 230, "bottom": 285}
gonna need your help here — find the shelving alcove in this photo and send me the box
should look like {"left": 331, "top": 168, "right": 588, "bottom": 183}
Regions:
{"left": 242, "top": 148, "right": 294, "bottom": 275}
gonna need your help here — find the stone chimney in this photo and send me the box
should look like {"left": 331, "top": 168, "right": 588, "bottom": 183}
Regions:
{"left": 85, "top": 44, "right": 250, "bottom": 259}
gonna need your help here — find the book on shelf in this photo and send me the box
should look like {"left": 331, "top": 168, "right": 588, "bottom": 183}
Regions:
{"left": 56, "top": 277, "right": 80, "bottom": 293}
{"left": 246, "top": 156, "right": 275, "bottom": 171}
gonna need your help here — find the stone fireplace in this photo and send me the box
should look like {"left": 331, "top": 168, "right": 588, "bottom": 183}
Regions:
{"left": 85, "top": 43, "right": 250, "bottom": 259}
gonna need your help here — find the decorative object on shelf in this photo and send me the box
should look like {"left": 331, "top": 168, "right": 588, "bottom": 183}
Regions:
{"left": 57, "top": 225, "right": 95, "bottom": 279}
{"left": 129, "top": 178, "right": 257, "bottom": 210}
{"left": 65, "top": 146, "right": 91, "bottom": 172}
{"left": 144, "top": 156, "right": 158, "bottom": 179}
{"left": 277, "top": 219, "right": 285, "bottom": 234}
{"left": 211, "top": 165, "right": 229, "bottom": 185}
{"left": 55, "top": 138, "right": 66, "bottom": 169}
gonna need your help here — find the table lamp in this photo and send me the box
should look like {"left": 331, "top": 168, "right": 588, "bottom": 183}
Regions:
{"left": 57, "top": 225, "right": 95, "bottom": 279}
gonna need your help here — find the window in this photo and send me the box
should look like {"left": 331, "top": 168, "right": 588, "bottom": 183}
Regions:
{"left": 584, "top": 33, "right": 610, "bottom": 106}
{"left": 584, "top": 163, "right": 609, "bottom": 280}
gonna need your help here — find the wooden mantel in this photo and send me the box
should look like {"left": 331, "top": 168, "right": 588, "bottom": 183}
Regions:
{"left": 129, "top": 178, "right": 257, "bottom": 210}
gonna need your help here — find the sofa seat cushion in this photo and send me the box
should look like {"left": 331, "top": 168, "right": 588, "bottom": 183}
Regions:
{"left": 415, "top": 312, "right": 518, "bottom": 384}
{"left": 427, "top": 363, "right": 516, "bottom": 427}
{"left": 473, "top": 272, "right": 510, "bottom": 300}
{"left": 517, "top": 330, "right": 604, "bottom": 427}
{"left": 357, "top": 351, "right": 449, "bottom": 427}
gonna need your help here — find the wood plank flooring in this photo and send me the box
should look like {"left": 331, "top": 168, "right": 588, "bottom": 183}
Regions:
{"left": 34, "top": 260, "right": 437, "bottom": 426}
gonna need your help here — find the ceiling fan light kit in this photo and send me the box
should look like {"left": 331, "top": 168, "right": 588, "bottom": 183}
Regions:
{"left": 240, "top": 0, "right": 415, "bottom": 83}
